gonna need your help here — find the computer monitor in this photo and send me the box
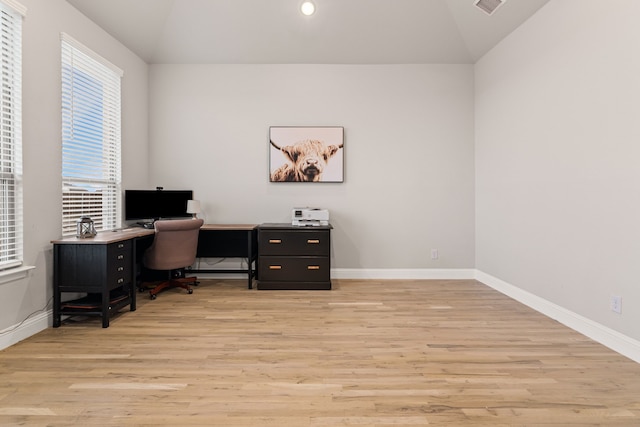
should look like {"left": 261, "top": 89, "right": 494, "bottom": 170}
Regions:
{"left": 124, "top": 189, "right": 193, "bottom": 222}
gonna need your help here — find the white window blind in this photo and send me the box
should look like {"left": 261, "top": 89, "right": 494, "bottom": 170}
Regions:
{"left": 0, "top": 1, "right": 23, "bottom": 271}
{"left": 61, "top": 34, "right": 122, "bottom": 236}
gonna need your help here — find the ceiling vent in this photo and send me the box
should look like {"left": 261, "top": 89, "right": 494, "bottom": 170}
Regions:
{"left": 474, "top": 0, "right": 506, "bottom": 15}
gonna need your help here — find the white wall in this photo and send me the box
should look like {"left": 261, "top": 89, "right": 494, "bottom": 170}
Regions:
{"left": 0, "top": 0, "right": 148, "bottom": 344}
{"left": 475, "top": 0, "right": 640, "bottom": 341}
{"left": 149, "top": 64, "right": 475, "bottom": 271}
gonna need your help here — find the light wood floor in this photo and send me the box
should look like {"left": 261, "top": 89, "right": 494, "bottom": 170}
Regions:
{"left": 1, "top": 279, "right": 640, "bottom": 426}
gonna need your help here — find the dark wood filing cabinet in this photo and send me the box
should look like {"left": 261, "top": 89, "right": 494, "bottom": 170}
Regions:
{"left": 257, "top": 223, "right": 332, "bottom": 290}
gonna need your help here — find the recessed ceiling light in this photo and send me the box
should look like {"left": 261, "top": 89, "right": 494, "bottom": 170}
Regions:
{"left": 301, "top": 1, "right": 315, "bottom": 16}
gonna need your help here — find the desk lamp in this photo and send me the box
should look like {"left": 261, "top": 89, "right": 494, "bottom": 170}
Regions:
{"left": 186, "top": 200, "right": 201, "bottom": 219}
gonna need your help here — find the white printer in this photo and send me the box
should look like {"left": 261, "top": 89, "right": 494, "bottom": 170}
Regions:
{"left": 291, "top": 207, "right": 329, "bottom": 226}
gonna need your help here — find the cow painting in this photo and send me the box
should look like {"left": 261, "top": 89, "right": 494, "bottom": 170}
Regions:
{"left": 270, "top": 139, "right": 344, "bottom": 182}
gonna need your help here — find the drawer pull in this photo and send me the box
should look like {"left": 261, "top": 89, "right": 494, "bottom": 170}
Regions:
{"left": 269, "top": 265, "right": 282, "bottom": 270}
{"left": 307, "top": 265, "right": 320, "bottom": 270}
{"left": 117, "top": 266, "right": 124, "bottom": 272}
{"left": 307, "top": 239, "right": 320, "bottom": 244}
{"left": 269, "top": 239, "right": 282, "bottom": 244}
{"left": 117, "top": 243, "right": 124, "bottom": 249}
{"left": 117, "top": 278, "right": 124, "bottom": 284}
{"left": 117, "top": 254, "right": 124, "bottom": 260}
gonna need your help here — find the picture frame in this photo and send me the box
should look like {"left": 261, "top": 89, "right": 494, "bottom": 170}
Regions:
{"left": 269, "top": 126, "right": 344, "bottom": 183}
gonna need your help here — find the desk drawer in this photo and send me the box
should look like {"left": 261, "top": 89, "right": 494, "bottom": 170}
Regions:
{"left": 107, "top": 241, "right": 133, "bottom": 289}
{"left": 259, "top": 230, "right": 329, "bottom": 256}
{"left": 106, "top": 262, "right": 132, "bottom": 289}
{"left": 259, "top": 256, "right": 329, "bottom": 282}
{"left": 107, "top": 240, "right": 132, "bottom": 262}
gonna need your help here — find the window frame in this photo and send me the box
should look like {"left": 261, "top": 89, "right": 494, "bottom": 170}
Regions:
{"left": 61, "top": 33, "right": 123, "bottom": 237}
{"left": 0, "top": 0, "right": 25, "bottom": 272}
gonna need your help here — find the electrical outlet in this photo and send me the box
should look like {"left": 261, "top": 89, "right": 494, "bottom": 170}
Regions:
{"left": 431, "top": 249, "right": 439, "bottom": 260}
{"left": 610, "top": 295, "right": 622, "bottom": 314}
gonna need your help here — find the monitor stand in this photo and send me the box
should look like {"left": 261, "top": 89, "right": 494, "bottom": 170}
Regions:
{"left": 136, "top": 220, "right": 155, "bottom": 229}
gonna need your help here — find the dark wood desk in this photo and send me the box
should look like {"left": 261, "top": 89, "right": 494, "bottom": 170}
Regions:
{"left": 190, "top": 224, "right": 258, "bottom": 289}
{"left": 51, "top": 228, "right": 154, "bottom": 328}
{"left": 51, "top": 223, "right": 258, "bottom": 328}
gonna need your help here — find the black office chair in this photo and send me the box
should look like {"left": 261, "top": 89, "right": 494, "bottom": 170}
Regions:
{"left": 141, "top": 218, "right": 204, "bottom": 299}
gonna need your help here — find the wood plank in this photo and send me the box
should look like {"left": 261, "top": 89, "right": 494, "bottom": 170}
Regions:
{"left": 1, "top": 279, "right": 639, "bottom": 426}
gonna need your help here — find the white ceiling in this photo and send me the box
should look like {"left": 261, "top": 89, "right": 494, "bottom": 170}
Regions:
{"left": 65, "top": 0, "right": 551, "bottom": 64}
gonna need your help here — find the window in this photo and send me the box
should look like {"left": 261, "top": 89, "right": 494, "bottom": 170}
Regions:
{"left": 61, "top": 34, "right": 123, "bottom": 236}
{"left": 0, "top": 1, "right": 25, "bottom": 271}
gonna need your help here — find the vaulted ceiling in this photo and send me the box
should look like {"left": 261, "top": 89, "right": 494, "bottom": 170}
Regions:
{"left": 65, "top": 0, "right": 551, "bottom": 64}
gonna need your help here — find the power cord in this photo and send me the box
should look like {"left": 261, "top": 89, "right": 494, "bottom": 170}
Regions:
{"left": 0, "top": 296, "right": 54, "bottom": 336}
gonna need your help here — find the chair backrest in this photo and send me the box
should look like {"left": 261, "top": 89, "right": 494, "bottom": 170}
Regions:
{"left": 143, "top": 218, "right": 204, "bottom": 271}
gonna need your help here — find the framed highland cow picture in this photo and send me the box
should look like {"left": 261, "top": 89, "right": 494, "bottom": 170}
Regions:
{"left": 269, "top": 126, "right": 344, "bottom": 183}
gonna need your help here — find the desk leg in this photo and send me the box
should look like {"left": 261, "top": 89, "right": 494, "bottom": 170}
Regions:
{"left": 247, "top": 230, "right": 253, "bottom": 289}
{"left": 53, "top": 246, "right": 61, "bottom": 328}
{"left": 101, "top": 289, "right": 110, "bottom": 328}
{"left": 130, "top": 239, "right": 138, "bottom": 311}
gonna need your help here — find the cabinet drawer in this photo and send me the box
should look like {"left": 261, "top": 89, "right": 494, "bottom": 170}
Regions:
{"left": 259, "top": 256, "right": 329, "bottom": 282}
{"left": 106, "top": 264, "right": 132, "bottom": 289}
{"left": 107, "top": 240, "right": 132, "bottom": 288}
{"left": 107, "top": 240, "right": 132, "bottom": 262}
{"left": 259, "top": 230, "right": 329, "bottom": 256}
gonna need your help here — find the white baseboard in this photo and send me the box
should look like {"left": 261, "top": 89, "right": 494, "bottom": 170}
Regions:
{"left": 475, "top": 270, "right": 640, "bottom": 364}
{"left": 196, "top": 273, "right": 253, "bottom": 280}
{"left": 332, "top": 268, "right": 476, "bottom": 280}
{"left": 0, "top": 310, "right": 50, "bottom": 351}
{"left": 199, "top": 269, "right": 477, "bottom": 281}
{"left": 200, "top": 268, "right": 477, "bottom": 281}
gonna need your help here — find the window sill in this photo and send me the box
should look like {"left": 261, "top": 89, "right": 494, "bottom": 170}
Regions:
{"left": 0, "top": 266, "right": 35, "bottom": 285}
